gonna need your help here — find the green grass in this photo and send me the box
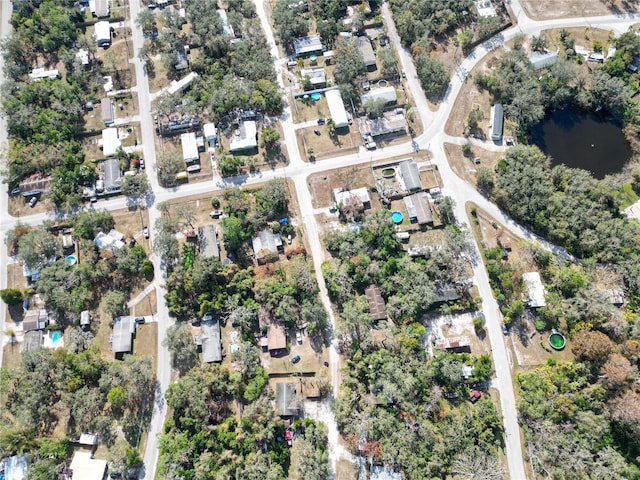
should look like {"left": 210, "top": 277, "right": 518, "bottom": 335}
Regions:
{"left": 615, "top": 182, "right": 639, "bottom": 209}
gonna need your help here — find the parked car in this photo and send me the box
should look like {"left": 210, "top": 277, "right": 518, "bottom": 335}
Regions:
{"left": 470, "top": 390, "right": 482, "bottom": 403}
{"left": 502, "top": 324, "right": 509, "bottom": 335}
{"left": 10, "top": 187, "right": 21, "bottom": 196}
{"left": 401, "top": 69, "right": 407, "bottom": 78}
{"left": 135, "top": 317, "right": 145, "bottom": 324}
{"left": 287, "top": 234, "right": 292, "bottom": 245}
{"left": 314, "top": 129, "right": 321, "bottom": 136}
{"left": 296, "top": 330, "right": 302, "bottom": 344}
{"left": 379, "top": 37, "right": 387, "bottom": 46}
{"left": 210, "top": 210, "right": 224, "bottom": 218}
{"left": 143, "top": 226, "right": 149, "bottom": 239}
{"left": 317, "top": 118, "right": 326, "bottom": 125}
{"left": 279, "top": 217, "right": 289, "bottom": 225}
{"left": 139, "top": 159, "right": 145, "bottom": 169}
{"left": 291, "top": 355, "right": 301, "bottom": 364}
{"left": 285, "top": 429, "right": 293, "bottom": 447}
{"left": 29, "top": 196, "right": 38, "bottom": 208}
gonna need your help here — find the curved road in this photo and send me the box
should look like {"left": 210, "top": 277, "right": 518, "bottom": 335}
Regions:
{"left": 0, "top": 1, "right": 639, "bottom": 479}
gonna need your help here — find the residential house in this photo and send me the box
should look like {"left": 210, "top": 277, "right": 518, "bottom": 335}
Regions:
{"left": 361, "top": 86, "right": 397, "bottom": 106}
{"left": 101, "top": 98, "right": 115, "bottom": 126}
{"left": 276, "top": 382, "right": 300, "bottom": 417}
{"left": 522, "top": 271, "right": 546, "bottom": 308}
{"left": 399, "top": 159, "right": 422, "bottom": 192}
{"left": 325, "top": 89, "right": 349, "bottom": 128}
{"left": 217, "top": 9, "right": 235, "bottom": 37}
{"left": 3, "top": 455, "right": 27, "bottom": 480}
{"left": 529, "top": 50, "right": 559, "bottom": 70}
{"left": 167, "top": 71, "right": 199, "bottom": 96}
{"left": 300, "top": 67, "right": 327, "bottom": 89}
{"left": 111, "top": 315, "right": 135, "bottom": 357}
{"left": 28, "top": 68, "right": 60, "bottom": 81}
{"left": 22, "top": 308, "right": 48, "bottom": 331}
{"left": 102, "top": 157, "right": 122, "bottom": 192}
{"left": 356, "top": 36, "right": 376, "bottom": 70}
{"left": 203, "top": 122, "right": 217, "bottom": 148}
{"left": 69, "top": 451, "right": 107, "bottom": 480}
{"left": 101, "top": 128, "right": 121, "bottom": 157}
{"left": 403, "top": 191, "right": 433, "bottom": 226}
{"left": 370, "top": 465, "right": 403, "bottom": 480}
{"left": 433, "top": 285, "right": 459, "bottom": 303}
{"left": 365, "top": 284, "right": 387, "bottom": 321}
{"left": 333, "top": 187, "right": 371, "bottom": 210}
{"left": 94, "top": 229, "right": 125, "bottom": 250}
{"left": 181, "top": 132, "right": 199, "bottom": 164}
{"left": 89, "top": 0, "right": 110, "bottom": 17}
{"left": 435, "top": 336, "right": 471, "bottom": 353}
{"left": 474, "top": 0, "right": 497, "bottom": 17}
{"left": 359, "top": 111, "right": 407, "bottom": 139}
{"left": 76, "top": 48, "right": 91, "bottom": 67}
{"left": 94, "top": 21, "right": 111, "bottom": 47}
{"left": 267, "top": 323, "right": 287, "bottom": 353}
{"left": 22, "top": 330, "right": 44, "bottom": 352}
{"left": 76, "top": 433, "right": 99, "bottom": 447}
{"left": 229, "top": 120, "right": 258, "bottom": 152}
{"left": 293, "top": 35, "right": 325, "bottom": 57}
{"left": 199, "top": 314, "right": 222, "bottom": 363}
{"left": 175, "top": 48, "right": 189, "bottom": 71}
{"left": 198, "top": 224, "right": 219, "bottom": 258}
{"left": 490, "top": 104, "right": 504, "bottom": 142}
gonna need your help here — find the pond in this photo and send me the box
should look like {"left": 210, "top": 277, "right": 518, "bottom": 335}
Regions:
{"left": 530, "top": 108, "right": 632, "bottom": 179}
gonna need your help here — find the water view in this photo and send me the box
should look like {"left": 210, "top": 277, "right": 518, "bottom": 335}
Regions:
{"left": 530, "top": 108, "right": 632, "bottom": 179}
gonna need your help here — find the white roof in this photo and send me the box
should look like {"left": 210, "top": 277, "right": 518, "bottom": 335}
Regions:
{"left": 230, "top": 121, "right": 257, "bottom": 151}
{"left": 94, "top": 231, "right": 125, "bottom": 250}
{"left": 529, "top": 50, "right": 559, "bottom": 70}
{"left": 474, "top": 0, "right": 497, "bottom": 17}
{"left": 217, "top": 9, "right": 235, "bottom": 37}
{"left": 4, "top": 455, "right": 27, "bottom": 480}
{"left": 523, "top": 271, "right": 547, "bottom": 308}
{"left": 167, "top": 71, "right": 198, "bottom": 95}
{"left": 29, "top": 68, "right": 59, "bottom": 81}
{"left": 70, "top": 451, "right": 107, "bottom": 480}
{"left": 325, "top": 89, "right": 349, "bottom": 128}
{"left": 203, "top": 122, "right": 217, "bottom": 139}
{"left": 76, "top": 48, "right": 90, "bottom": 65}
{"left": 94, "top": 21, "right": 111, "bottom": 43}
{"left": 333, "top": 187, "right": 370, "bottom": 206}
{"left": 361, "top": 86, "right": 397, "bottom": 105}
{"left": 101, "top": 127, "right": 121, "bottom": 157}
{"left": 181, "top": 132, "right": 199, "bottom": 162}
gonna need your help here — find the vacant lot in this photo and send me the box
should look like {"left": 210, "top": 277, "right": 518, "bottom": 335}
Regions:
{"left": 520, "top": 0, "right": 638, "bottom": 20}
{"left": 445, "top": 142, "right": 505, "bottom": 187}
{"left": 297, "top": 125, "right": 360, "bottom": 162}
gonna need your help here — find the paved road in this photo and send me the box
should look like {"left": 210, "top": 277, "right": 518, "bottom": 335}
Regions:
{"left": 0, "top": 1, "right": 640, "bottom": 478}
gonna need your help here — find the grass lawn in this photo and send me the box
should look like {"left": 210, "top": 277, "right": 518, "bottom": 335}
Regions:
{"left": 133, "top": 322, "right": 158, "bottom": 373}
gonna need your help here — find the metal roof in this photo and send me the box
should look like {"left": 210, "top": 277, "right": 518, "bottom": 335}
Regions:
{"left": 365, "top": 284, "right": 387, "bottom": 321}
{"left": 491, "top": 104, "right": 503, "bottom": 141}
{"left": 112, "top": 316, "right": 134, "bottom": 354}
{"left": 198, "top": 224, "right": 219, "bottom": 258}
{"left": 404, "top": 192, "right": 433, "bottom": 225}
{"left": 356, "top": 36, "right": 376, "bottom": 67}
{"left": 101, "top": 98, "right": 114, "bottom": 124}
{"left": 523, "top": 271, "right": 546, "bottom": 308}
{"left": 276, "top": 382, "right": 299, "bottom": 416}
{"left": 399, "top": 159, "right": 421, "bottom": 191}
{"left": 101, "top": 128, "right": 121, "bottom": 157}
{"left": 201, "top": 318, "right": 222, "bottom": 362}
{"left": 181, "top": 132, "right": 199, "bottom": 162}
{"left": 361, "top": 86, "right": 397, "bottom": 105}
{"left": 325, "top": 89, "right": 349, "bottom": 128}
{"left": 293, "top": 35, "right": 324, "bottom": 56}
{"left": 267, "top": 323, "right": 287, "bottom": 350}
{"left": 229, "top": 120, "right": 257, "bottom": 152}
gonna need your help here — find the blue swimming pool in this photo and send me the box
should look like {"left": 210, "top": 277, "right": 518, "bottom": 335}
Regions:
{"left": 51, "top": 331, "right": 61, "bottom": 343}
{"left": 311, "top": 92, "right": 321, "bottom": 101}
{"left": 391, "top": 211, "right": 403, "bottom": 224}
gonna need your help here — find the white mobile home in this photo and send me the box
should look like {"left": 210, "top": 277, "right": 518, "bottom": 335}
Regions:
{"left": 203, "top": 122, "right": 218, "bottom": 148}
{"left": 490, "top": 104, "right": 504, "bottom": 142}
{"left": 94, "top": 21, "right": 111, "bottom": 47}
{"left": 181, "top": 132, "right": 199, "bottom": 164}
{"left": 325, "top": 89, "right": 349, "bottom": 129}
{"left": 229, "top": 121, "right": 258, "bottom": 152}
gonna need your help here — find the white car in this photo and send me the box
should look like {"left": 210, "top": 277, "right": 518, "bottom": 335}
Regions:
{"left": 296, "top": 330, "right": 303, "bottom": 344}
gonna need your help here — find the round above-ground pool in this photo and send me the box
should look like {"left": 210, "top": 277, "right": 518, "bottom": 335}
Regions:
{"left": 391, "top": 211, "right": 403, "bottom": 224}
{"left": 382, "top": 167, "right": 396, "bottom": 178}
{"left": 549, "top": 332, "right": 566, "bottom": 350}
{"left": 311, "top": 92, "right": 321, "bottom": 101}
{"left": 65, "top": 255, "right": 77, "bottom": 266}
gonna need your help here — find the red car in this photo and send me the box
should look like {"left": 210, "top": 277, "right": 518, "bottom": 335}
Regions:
{"left": 285, "top": 430, "right": 293, "bottom": 447}
{"left": 470, "top": 390, "right": 482, "bottom": 403}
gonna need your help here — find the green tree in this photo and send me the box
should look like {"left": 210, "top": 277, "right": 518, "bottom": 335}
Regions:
{"left": 0, "top": 288, "right": 23, "bottom": 305}
{"left": 334, "top": 37, "right": 366, "bottom": 89}
{"left": 415, "top": 52, "right": 449, "bottom": 98}
{"left": 157, "top": 152, "right": 184, "bottom": 187}
{"left": 18, "top": 228, "right": 61, "bottom": 271}
{"left": 164, "top": 322, "right": 199, "bottom": 375}
{"left": 104, "top": 290, "right": 127, "bottom": 318}
{"left": 107, "top": 385, "right": 127, "bottom": 412}
{"left": 222, "top": 216, "right": 249, "bottom": 253}
{"left": 260, "top": 127, "right": 280, "bottom": 151}
{"left": 476, "top": 167, "right": 495, "bottom": 192}
{"left": 121, "top": 174, "right": 150, "bottom": 197}
{"left": 363, "top": 98, "right": 387, "bottom": 118}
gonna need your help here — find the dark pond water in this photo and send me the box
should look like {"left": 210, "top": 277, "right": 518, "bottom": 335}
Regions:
{"left": 530, "top": 108, "right": 632, "bottom": 179}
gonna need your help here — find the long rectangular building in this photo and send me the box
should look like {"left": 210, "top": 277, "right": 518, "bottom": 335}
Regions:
{"left": 181, "top": 132, "right": 199, "bottom": 163}
{"left": 325, "top": 89, "right": 349, "bottom": 129}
